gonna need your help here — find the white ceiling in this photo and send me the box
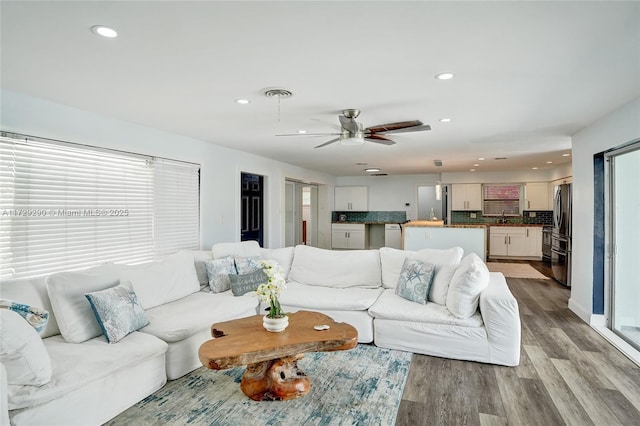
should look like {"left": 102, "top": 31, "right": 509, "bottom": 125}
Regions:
{"left": 2, "top": 1, "right": 639, "bottom": 176}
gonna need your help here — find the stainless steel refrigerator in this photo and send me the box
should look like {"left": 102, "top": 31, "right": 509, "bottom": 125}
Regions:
{"left": 551, "top": 184, "right": 572, "bottom": 286}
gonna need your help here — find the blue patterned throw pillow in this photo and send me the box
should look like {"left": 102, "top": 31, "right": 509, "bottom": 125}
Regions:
{"left": 85, "top": 281, "right": 149, "bottom": 343}
{"left": 234, "top": 256, "right": 262, "bottom": 274}
{"left": 205, "top": 257, "right": 236, "bottom": 293}
{"left": 395, "top": 258, "right": 435, "bottom": 304}
{"left": 0, "top": 299, "right": 49, "bottom": 334}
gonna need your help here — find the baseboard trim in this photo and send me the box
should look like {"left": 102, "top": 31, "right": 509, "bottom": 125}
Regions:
{"left": 591, "top": 325, "right": 640, "bottom": 367}
{"left": 590, "top": 314, "right": 607, "bottom": 328}
{"left": 568, "top": 298, "right": 591, "bottom": 323}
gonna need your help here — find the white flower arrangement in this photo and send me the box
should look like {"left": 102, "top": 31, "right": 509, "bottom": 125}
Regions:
{"left": 253, "top": 259, "right": 287, "bottom": 318}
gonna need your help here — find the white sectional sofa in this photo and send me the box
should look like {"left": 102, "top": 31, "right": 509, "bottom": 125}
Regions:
{"left": 0, "top": 241, "right": 521, "bottom": 425}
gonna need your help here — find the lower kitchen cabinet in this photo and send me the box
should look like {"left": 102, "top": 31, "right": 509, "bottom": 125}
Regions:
{"left": 489, "top": 226, "right": 541, "bottom": 259}
{"left": 331, "top": 223, "right": 367, "bottom": 249}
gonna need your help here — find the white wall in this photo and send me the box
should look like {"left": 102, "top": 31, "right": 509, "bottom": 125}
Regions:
{"left": 570, "top": 97, "right": 640, "bottom": 323}
{"left": 1, "top": 90, "right": 335, "bottom": 250}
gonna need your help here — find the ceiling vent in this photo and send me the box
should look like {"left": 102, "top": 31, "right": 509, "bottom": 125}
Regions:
{"left": 434, "top": 160, "right": 443, "bottom": 167}
{"left": 371, "top": 173, "right": 388, "bottom": 176}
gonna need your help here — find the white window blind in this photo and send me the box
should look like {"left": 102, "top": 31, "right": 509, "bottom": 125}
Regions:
{"left": 0, "top": 133, "right": 200, "bottom": 279}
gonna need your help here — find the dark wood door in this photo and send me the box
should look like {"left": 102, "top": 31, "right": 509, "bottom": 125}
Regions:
{"left": 241, "top": 173, "right": 263, "bottom": 247}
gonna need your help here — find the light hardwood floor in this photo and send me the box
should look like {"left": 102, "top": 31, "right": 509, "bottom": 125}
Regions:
{"left": 396, "top": 262, "right": 640, "bottom": 426}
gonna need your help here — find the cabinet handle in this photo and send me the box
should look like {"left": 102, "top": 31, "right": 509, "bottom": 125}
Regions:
{"left": 504, "top": 236, "right": 507, "bottom": 245}
{"left": 528, "top": 201, "right": 530, "bottom": 209}
{"left": 509, "top": 236, "right": 511, "bottom": 244}
{"left": 527, "top": 229, "right": 529, "bottom": 237}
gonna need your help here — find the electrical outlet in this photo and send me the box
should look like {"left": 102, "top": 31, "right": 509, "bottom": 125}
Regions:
{"left": 470, "top": 213, "right": 477, "bottom": 218}
{"left": 529, "top": 212, "right": 536, "bottom": 218}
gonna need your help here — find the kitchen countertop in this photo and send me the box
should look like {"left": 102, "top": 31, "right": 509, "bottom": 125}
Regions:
{"left": 404, "top": 222, "right": 547, "bottom": 228}
{"left": 402, "top": 220, "right": 445, "bottom": 227}
{"left": 332, "top": 221, "right": 403, "bottom": 225}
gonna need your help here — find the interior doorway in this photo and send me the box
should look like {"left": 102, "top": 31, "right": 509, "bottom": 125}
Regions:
{"left": 241, "top": 172, "right": 264, "bottom": 247}
{"left": 285, "top": 180, "right": 318, "bottom": 247}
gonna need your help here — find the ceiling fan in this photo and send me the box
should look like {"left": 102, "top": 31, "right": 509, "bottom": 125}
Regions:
{"left": 277, "top": 109, "right": 431, "bottom": 148}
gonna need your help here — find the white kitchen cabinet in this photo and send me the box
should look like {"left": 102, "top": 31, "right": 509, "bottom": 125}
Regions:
{"left": 524, "top": 226, "right": 542, "bottom": 258}
{"left": 489, "top": 227, "right": 527, "bottom": 257}
{"left": 451, "top": 184, "right": 482, "bottom": 211}
{"left": 524, "top": 182, "right": 550, "bottom": 210}
{"left": 335, "top": 186, "right": 368, "bottom": 211}
{"left": 490, "top": 226, "right": 542, "bottom": 258}
{"left": 331, "top": 223, "right": 366, "bottom": 249}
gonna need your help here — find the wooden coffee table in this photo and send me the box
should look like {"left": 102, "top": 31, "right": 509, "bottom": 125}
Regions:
{"left": 198, "top": 310, "right": 358, "bottom": 401}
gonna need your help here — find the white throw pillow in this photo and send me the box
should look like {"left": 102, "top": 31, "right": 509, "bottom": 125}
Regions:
{"left": 47, "top": 263, "right": 120, "bottom": 343}
{"left": 0, "top": 309, "right": 52, "bottom": 385}
{"left": 115, "top": 250, "right": 200, "bottom": 310}
{"left": 192, "top": 250, "right": 214, "bottom": 285}
{"left": 446, "top": 253, "right": 490, "bottom": 319}
{"left": 288, "top": 245, "right": 381, "bottom": 289}
{"left": 260, "top": 247, "right": 295, "bottom": 280}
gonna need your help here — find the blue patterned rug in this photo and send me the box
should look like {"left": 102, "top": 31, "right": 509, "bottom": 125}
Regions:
{"left": 106, "top": 344, "right": 412, "bottom": 426}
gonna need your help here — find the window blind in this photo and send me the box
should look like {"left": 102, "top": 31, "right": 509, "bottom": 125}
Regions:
{"left": 482, "top": 184, "right": 522, "bottom": 216}
{"left": 0, "top": 133, "right": 200, "bottom": 279}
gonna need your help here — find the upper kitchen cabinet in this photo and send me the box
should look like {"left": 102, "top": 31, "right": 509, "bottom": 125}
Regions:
{"left": 335, "top": 186, "right": 368, "bottom": 211}
{"left": 524, "top": 182, "right": 550, "bottom": 210}
{"left": 451, "top": 184, "right": 482, "bottom": 211}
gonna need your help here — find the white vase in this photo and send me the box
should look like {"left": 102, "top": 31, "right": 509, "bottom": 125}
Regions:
{"left": 263, "top": 315, "right": 289, "bottom": 332}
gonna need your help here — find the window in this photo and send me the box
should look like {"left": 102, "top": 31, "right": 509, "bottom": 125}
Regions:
{"left": 0, "top": 132, "right": 200, "bottom": 279}
{"left": 482, "top": 184, "right": 522, "bottom": 216}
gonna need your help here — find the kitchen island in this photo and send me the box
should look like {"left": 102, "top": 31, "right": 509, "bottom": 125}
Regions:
{"left": 403, "top": 221, "right": 487, "bottom": 260}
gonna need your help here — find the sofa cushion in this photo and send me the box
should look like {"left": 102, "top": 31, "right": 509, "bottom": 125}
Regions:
{"left": 139, "top": 292, "right": 258, "bottom": 343}
{"left": 446, "top": 253, "right": 490, "bottom": 319}
{"left": 279, "top": 281, "right": 384, "bottom": 311}
{"left": 47, "top": 263, "right": 120, "bottom": 343}
{"left": 212, "top": 240, "right": 261, "bottom": 259}
{"left": 85, "top": 281, "right": 150, "bottom": 343}
{"left": 379, "top": 246, "right": 463, "bottom": 305}
{"left": 260, "top": 246, "right": 295, "bottom": 280}
{"left": 204, "top": 257, "right": 236, "bottom": 293}
{"left": 7, "top": 332, "right": 167, "bottom": 410}
{"left": 192, "top": 250, "right": 214, "bottom": 285}
{"left": 0, "top": 309, "right": 52, "bottom": 386}
{"left": 395, "top": 259, "right": 435, "bottom": 305}
{"left": 369, "top": 289, "right": 484, "bottom": 327}
{"left": 114, "top": 250, "right": 200, "bottom": 310}
{"left": 288, "top": 245, "right": 381, "bottom": 289}
{"left": 0, "top": 299, "right": 49, "bottom": 334}
{"left": 0, "top": 276, "right": 60, "bottom": 338}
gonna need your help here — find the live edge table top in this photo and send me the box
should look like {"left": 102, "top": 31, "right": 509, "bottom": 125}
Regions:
{"left": 198, "top": 311, "right": 358, "bottom": 370}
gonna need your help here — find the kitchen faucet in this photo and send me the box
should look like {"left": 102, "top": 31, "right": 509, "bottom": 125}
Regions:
{"left": 501, "top": 210, "right": 507, "bottom": 224}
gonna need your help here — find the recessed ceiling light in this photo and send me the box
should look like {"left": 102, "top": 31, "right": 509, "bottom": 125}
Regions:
{"left": 297, "top": 130, "right": 307, "bottom": 134}
{"left": 435, "top": 72, "right": 454, "bottom": 80}
{"left": 91, "top": 25, "right": 118, "bottom": 38}
{"left": 365, "top": 168, "right": 381, "bottom": 173}
{"left": 532, "top": 167, "right": 539, "bottom": 170}
{"left": 235, "top": 99, "right": 250, "bottom": 104}
{"left": 439, "top": 118, "right": 452, "bottom": 123}
{"left": 478, "top": 157, "right": 485, "bottom": 161}
{"left": 474, "top": 164, "right": 480, "bottom": 167}
{"left": 562, "top": 153, "right": 571, "bottom": 157}
{"left": 470, "top": 169, "right": 476, "bottom": 172}
{"left": 546, "top": 161, "right": 553, "bottom": 164}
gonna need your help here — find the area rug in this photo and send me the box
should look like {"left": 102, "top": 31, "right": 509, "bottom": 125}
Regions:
{"left": 487, "top": 262, "right": 549, "bottom": 279}
{"left": 106, "top": 344, "right": 412, "bottom": 426}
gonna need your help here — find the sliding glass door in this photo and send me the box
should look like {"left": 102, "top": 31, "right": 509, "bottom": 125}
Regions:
{"left": 607, "top": 142, "right": 640, "bottom": 350}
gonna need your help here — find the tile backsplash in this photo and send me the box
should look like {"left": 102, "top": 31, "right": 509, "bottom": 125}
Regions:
{"left": 451, "top": 210, "right": 552, "bottom": 225}
{"left": 332, "top": 211, "right": 407, "bottom": 223}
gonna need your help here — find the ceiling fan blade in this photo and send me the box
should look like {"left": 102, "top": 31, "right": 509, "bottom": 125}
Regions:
{"left": 276, "top": 132, "right": 341, "bottom": 136}
{"left": 377, "top": 124, "right": 432, "bottom": 134}
{"left": 366, "top": 120, "right": 428, "bottom": 133}
{"left": 365, "top": 135, "right": 396, "bottom": 146}
{"left": 314, "top": 138, "right": 340, "bottom": 149}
